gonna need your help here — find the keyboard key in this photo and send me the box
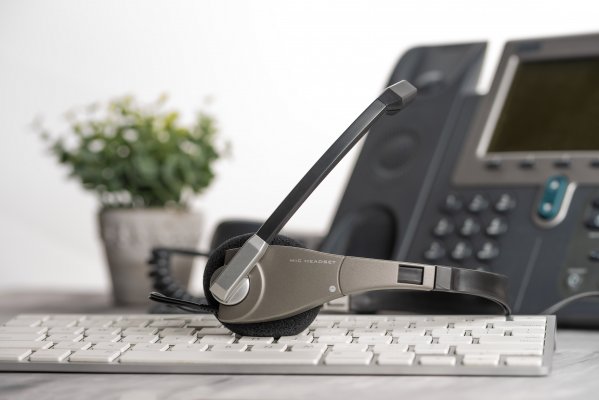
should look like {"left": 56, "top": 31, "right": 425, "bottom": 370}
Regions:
{"left": 120, "top": 350, "right": 323, "bottom": 365}
{"left": 317, "top": 335, "right": 353, "bottom": 344}
{"left": 453, "top": 321, "right": 489, "bottom": 329}
{"left": 325, "top": 351, "right": 373, "bottom": 365}
{"left": 375, "top": 322, "right": 410, "bottom": 330}
{"left": 186, "top": 321, "right": 222, "bottom": 328}
{"left": 170, "top": 344, "right": 209, "bottom": 352}
{"left": 14, "top": 314, "right": 49, "bottom": 320}
{"left": 277, "top": 336, "right": 313, "bottom": 344}
{"left": 414, "top": 344, "right": 450, "bottom": 354}
{"left": 47, "top": 334, "right": 84, "bottom": 342}
{"left": 5, "top": 319, "right": 42, "bottom": 327}
{"left": 395, "top": 336, "right": 432, "bottom": 344}
{"left": 199, "top": 335, "right": 235, "bottom": 344}
{"left": 83, "top": 315, "right": 117, "bottom": 321}
{"left": 478, "top": 336, "right": 544, "bottom": 344}
{"left": 290, "top": 344, "right": 327, "bottom": 353}
{"left": 70, "top": 350, "right": 121, "bottom": 363}
{"left": 237, "top": 337, "right": 274, "bottom": 344}
{"left": 48, "top": 327, "right": 85, "bottom": 335}
{"left": 121, "top": 335, "right": 159, "bottom": 344}
{"left": 509, "top": 327, "right": 546, "bottom": 337}
{"left": 419, "top": 356, "right": 456, "bottom": 366}
{"left": 352, "top": 329, "right": 386, "bottom": 336}
{"left": 373, "top": 344, "right": 409, "bottom": 353}
{"left": 494, "top": 321, "right": 546, "bottom": 328}
{"left": 0, "top": 341, "right": 53, "bottom": 350}
{"left": 377, "top": 352, "right": 415, "bottom": 365}
{"left": 41, "top": 320, "right": 77, "bottom": 328}
{"left": 160, "top": 335, "right": 197, "bottom": 344}
{"left": 85, "top": 335, "right": 121, "bottom": 343}
{"left": 93, "top": 342, "right": 131, "bottom": 352}
{"left": 121, "top": 328, "right": 156, "bottom": 336}
{"left": 308, "top": 320, "right": 334, "bottom": 328}
{"left": 160, "top": 328, "right": 195, "bottom": 337}
{"left": 455, "top": 344, "right": 543, "bottom": 356}
{"left": 0, "top": 327, "right": 48, "bottom": 335}
{"left": 0, "top": 348, "right": 32, "bottom": 361}
{"left": 313, "top": 328, "right": 348, "bottom": 337}
{"left": 511, "top": 316, "right": 547, "bottom": 322}
{"left": 49, "top": 315, "right": 85, "bottom": 321}
{"left": 113, "top": 320, "right": 149, "bottom": 328}
{"left": 197, "top": 328, "right": 232, "bottom": 336}
{"left": 0, "top": 333, "right": 46, "bottom": 341}
{"left": 85, "top": 328, "right": 123, "bottom": 336}
{"left": 149, "top": 320, "right": 187, "bottom": 328}
{"left": 331, "top": 343, "right": 368, "bottom": 352}
{"left": 132, "top": 343, "right": 170, "bottom": 351}
{"left": 505, "top": 356, "right": 543, "bottom": 366}
{"left": 210, "top": 344, "right": 248, "bottom": 352}
{"left": 336, "top": 322, "right": 372, "bottom": 329}
{"left": 431, "top": 329, "right": 465, "bottom": 336}
{"left": 462, "top": 354, "right": 500, "bottom": 366}
{"left": 30, "top": 349, "right": 71, "bottom": 362}
{"left": 437, "top": 336, "right": 472, "bottom": 344}
{"left": 410, "top": 321, "right": 449, "bottom": 328}
{"left": 356, "top": 336, "right": 392, "bottom": 345}
{"left": 391, "top": 329, "right": 426, "bottom": 336}
{"left": 382, "top": 317, "right": 412, "bottom": 324}
{"left": 78, "top": 320, "right": 114, "bottom": 328}
{"left": 470, "top": 328, "right": 505, "bottom": 336}
{"left": 250, "top": 343, "right": 287, "bottom": 352}
{"left": 53, "top": 341, "right": 92, "bottom": 351}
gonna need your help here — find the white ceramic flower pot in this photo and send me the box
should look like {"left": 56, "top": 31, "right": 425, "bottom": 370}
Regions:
{"left": 98, "top": 208, "right": 203, "bottom": 305}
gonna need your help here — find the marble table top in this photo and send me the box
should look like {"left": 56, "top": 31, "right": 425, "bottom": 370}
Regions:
{"left": 1, "top": 291, "right": 598, "bottom": 400}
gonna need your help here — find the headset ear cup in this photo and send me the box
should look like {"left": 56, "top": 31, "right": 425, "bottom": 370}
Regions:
{"left": 202, "top": 233, "right": 321, "bottom": 337}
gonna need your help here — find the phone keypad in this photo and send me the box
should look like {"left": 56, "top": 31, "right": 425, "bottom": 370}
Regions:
{"left": 423, "top": 193, "right": 516, "bottom": 267}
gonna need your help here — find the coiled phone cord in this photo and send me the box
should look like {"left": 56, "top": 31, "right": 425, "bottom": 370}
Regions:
{"left": 147, "top": 248, "right": 216, "bottom": 314}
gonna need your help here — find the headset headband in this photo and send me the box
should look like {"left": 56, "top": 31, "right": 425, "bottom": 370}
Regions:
{"left": 215, "top": 246, "right": 510, "bottom": 323}
{"left": 210, "top": 81, "right": 418, "bottom": 305}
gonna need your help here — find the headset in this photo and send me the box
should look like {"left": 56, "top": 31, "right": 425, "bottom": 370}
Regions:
{"left": 150, "top": 80, "right": 511, "bottom": 337}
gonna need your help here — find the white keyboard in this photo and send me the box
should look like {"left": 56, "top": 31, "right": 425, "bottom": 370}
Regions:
{"left": 0, "top": 314, "right": 555, "bottom": 376}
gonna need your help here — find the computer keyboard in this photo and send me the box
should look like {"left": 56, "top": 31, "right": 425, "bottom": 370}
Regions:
{"left": 0, "top": 314, "right": 555, "bottom": 376}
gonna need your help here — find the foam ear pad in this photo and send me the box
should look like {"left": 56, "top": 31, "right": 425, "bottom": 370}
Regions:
{"left": 203, "top": 233, "right": 321, "bottom": 337}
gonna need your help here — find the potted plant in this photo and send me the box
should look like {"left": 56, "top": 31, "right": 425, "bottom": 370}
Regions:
{"left": 36, "top": 95, "right": 226, "bottom": 305}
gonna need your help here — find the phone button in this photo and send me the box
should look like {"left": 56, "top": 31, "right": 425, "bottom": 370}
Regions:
{"left": 554, "top": 157, "right": 571, "bottom": 169}
{"left": 423, "top": 242, "right": 446, "bottom": 262}
{"left": 585, "top": 213, "right": 599, "bottom": 231}
{"left": 432, "top": 218, "right": 454, "bottom": 237}
{"left": 588, "top": 250, "right": 599, "bottom": 262}
{"left": 442, "top": 194, "right": 463, "bottom": 214}
{"left": 495, "top": 194, "right": 516, "bottom": 213}
{"left": 537, "top": 176, "right": 568, "bottom": 221}
{"left": 486, "top": 217, "right": 508, "bottom": 237}
{"left": 468, "top": 195, "right": 489, "bottom": 213}
{"left": 485, "top": 158, "right": 502, "bottom": 170}
{"left": 519, "top": 158, "right": 535, "bottom": 169}
{"left": 459, "top": 218, "right": 480, "bottom": 237}
{"left": 450, "top": 241, "right": 472, "bottom": 261}
{"left": 477, "top": 242, "right": 499, "bottom": 261}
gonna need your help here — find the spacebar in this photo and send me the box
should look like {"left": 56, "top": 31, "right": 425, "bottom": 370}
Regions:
{"left": 119, "top": 351, "right": 323, "bottom": 365}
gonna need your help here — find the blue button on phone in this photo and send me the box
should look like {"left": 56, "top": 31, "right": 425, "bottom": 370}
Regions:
{"left": 537, "top": 176, "right": 569, "bottom": 220}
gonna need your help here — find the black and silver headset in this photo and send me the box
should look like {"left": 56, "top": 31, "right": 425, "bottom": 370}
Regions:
{"left": 150, "top": 81, "right": 511, "bottom": 337}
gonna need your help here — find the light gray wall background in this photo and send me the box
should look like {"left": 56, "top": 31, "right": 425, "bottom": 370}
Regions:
{"left": 0, "top": 0, "right": 597, "bottom": 293}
